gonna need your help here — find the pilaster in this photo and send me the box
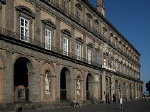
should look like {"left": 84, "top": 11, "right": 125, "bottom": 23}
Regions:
{"left": 101, "top": 71, "right": 106, "bottom": 101}
{"left": 4, "top": 51, "right": 14, "bottom": 103}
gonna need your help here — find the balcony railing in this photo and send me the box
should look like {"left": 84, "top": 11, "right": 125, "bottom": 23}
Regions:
{"left": 0, "top": 27, "right": 102, "bottom": 69}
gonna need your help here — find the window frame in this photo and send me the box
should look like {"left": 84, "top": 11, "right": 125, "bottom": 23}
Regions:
{"left": 20, "top": 17, "right": 29, "bottom": 42}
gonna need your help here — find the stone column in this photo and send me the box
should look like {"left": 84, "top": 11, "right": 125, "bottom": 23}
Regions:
{"left": 101, "top": 71, "right": 106, "bottom": 101}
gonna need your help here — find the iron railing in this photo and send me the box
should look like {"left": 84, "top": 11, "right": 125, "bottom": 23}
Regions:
{"left": 0, "top": 27, "right": 102, "bottom": 68}
{"left": 42, "top": 0, "right": 139, "bottom": 66}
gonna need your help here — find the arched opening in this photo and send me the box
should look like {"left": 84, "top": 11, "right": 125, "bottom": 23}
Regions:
{"left": 60, "top": 67, "right": 70, "bottom": 100}
{"left": 86, "top": 73, "right": 93, "bottom": 100}
{"left": 14, "top": 57, "right": 32, "bottom": 102}
{"left": 114, "top": 80, "right": 118, "bottom": 102}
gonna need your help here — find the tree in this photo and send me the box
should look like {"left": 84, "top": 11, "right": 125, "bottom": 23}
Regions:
{"left": 146, "top": 81, "right": 150, "bottom": 95}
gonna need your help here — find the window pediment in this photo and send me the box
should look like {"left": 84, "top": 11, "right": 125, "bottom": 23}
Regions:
{"left": 87, "top": 42, "right": 93, "bottom": 48}
{"left": 15, "top": 5, "right": 35, "bottom": 19}
{"left": 76, "top": 37, "right": 83, "bottom": 44}
{"left": 75, "top": 3, "right": 82, "bottom": 10}
{"left": 94, "top": 19, "right": 99, "bottom": 24}
{"left": 61, "top": 29, "right": 71, "bottom": 37}
{"left": 41, "top": 19, "right": 56, "bottom": 29}
{"left": 86, "top": 13, "right": 92, "bottom": 19}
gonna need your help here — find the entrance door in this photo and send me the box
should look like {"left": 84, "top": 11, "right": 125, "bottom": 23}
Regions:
{"left": 86, "top": 73, "right": 93, "bottom": 100}
{"left": 60, "top": 67, "right": 70, "bottom": 100}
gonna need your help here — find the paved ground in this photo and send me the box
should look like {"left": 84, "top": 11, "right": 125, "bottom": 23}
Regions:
{"left": 24, "top": 99, "right": 150, "bottom": 112}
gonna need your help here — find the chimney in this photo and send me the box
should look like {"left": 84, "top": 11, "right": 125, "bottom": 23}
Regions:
{"left": 96, "top": 0, "right": 105, "bottom": 17}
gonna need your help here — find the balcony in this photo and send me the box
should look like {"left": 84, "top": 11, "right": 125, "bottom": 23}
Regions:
{"left": 0, "top": 27, "right": 102, "bottom": 69}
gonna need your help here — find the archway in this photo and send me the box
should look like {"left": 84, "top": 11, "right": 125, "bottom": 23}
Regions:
{"left": 14, "top": 57, "right": 32, "bottom": 102}
{"left": 60, "top": 67, "right": 70, "bottom": 100}
{"left": 86, "top": 73, "right": 93, "bottom": 100}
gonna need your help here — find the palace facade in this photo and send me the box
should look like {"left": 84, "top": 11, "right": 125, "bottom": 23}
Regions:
{"left": 0, "top": 0, "right": 143, "bottom": 111}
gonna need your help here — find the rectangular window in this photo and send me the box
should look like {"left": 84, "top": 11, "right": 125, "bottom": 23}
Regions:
{"left": 88, "top": 49, "right": 92, "bottom": 64}
{"left": 45, "top": 29, "right": 52, "bottom": 50}
{"left": 87, "top": 17, "right": 91, "bottom": 27}
{"left": 95, "top": 22, "right": 98, "bottom": 32}
{"left": 20, "top": 17, "right": 29, "bottom": 42}
{"left": 103, "top": 29, "right": 107, "bottom": 38}
{"left": 95, "top": 51, "right": 99, "bottom": 64}
{"left": 63, "top": 37, "right": 68, "bottom": 56}
{"left": 77, "top": 44, "right": 81, "bottom": 60}
{"left": 63, "top": 0, "right": 67, "bottom": 12}
{"left": 76, "top": 9, "right": 81, "bottom": 20}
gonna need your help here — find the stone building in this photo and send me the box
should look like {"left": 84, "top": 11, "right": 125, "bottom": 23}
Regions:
{"left": 0, "top": 0, "right": 143, "bottom": 111}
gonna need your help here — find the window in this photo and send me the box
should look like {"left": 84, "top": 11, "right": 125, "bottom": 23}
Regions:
{"left": 86, "top": 13, "right": 92, "bottom": 28}
{"left": 95, "top": 51, "right": 99, "bottom": 64}
{"left": 45, "top": 29, "right": 52, "bottom": 50}
{"left": 95, "top": 22, "right": 98, "bottom": 32}
{"left": 20, "top": 17, "right": 29, "bottom": 42}
{"left": 63, "top": 37, "right": 68, "bottom": 56}
{"left": 77, "top": 44, "right": 81, "bottom": 60}
{"left": 76, "top": 9, "right": 81, "bottom": 20}
{"left": 94, "top": 20, "right": 99, "bottom": 32}
{"left": 75, "top": 3, "right": 82, "bottom": 20}
{"left": 88, "top": 49, "right": 92, "bottom": 64}
{"left": 63, "top": 0, "right": 68, "bottom": 12}
{"left": 87, "top": 17, "right": 91, "bottom": 27}
{"left": 102, "top": 27, "right": 107, "bottom": 38}
{"left": 108, "top": 57, "right": 113, "bottom": 68}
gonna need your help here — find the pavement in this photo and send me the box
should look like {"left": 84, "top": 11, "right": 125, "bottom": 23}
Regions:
{"left": 24, "top": 99, "right": 150, "bottom": 112}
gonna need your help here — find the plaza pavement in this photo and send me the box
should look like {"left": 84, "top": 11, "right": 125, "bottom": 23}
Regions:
{"left": 24, "top": 99, "right": 150, "bottom": 112}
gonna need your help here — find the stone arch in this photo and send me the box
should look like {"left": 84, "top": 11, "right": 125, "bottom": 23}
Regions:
{"left": 60, "top": 67, "right": 71, "bottom": 100}
{"left": 13, "top": 56, "right": 34, "bottom": 102}
{"left": 86, "top": 72, "right": 93, "bottom": 100}
{"left": 13, "top": 55, "right": 34, "bottom": 74}
{"left": 40, "top": 62, "right": 56, "bottom": 101}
